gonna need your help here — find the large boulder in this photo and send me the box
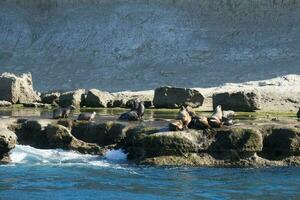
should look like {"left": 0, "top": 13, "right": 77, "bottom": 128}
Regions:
{"left": 121, "top": 128, "right": 213, "bottom": 161}
{"left": 58, "top": 89, "right": 85, "bottom": 108}
{"left": 262, "top": 127, "right": 300, "bottom": 159}
{"left": 209, "top": 127, "right": 263, "bottom": 160}
{"left": 153, "top": 86, "right": 204, "bottom": 108}
{"left": 0, "top": 128, "right": 17, "bottom": 163}
{"left": 46, "top": 124, "right": 104, "bottom": 155}
{"left": 85, "top": 89, "right": 114, "bottom": 107}
{"left": 14, "top": 119, "right": 103, "bottom": 155}
{"left": 212, "top": 89, "right": 261, "bottom": 111}
{"left": 71, "top": 121, "right": 128, "bottom": 146}
{"left": 0, "top": 72, "right": 40, "bottom": 104}
{"left": 41, "top": 92, "right": 60, "bottom": 104}
{"left": 15, "top": 119, "right": 52, "bottom": 149}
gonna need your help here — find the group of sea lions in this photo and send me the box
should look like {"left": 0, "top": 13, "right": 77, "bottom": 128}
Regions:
{"left": 52, "top": 106, "right": 96, "bottom": 121}
{"left": 170, "top": 105, "right": 235, "bottom": 131}
{"left": 119, "top": 100, "right": 145, "bottom": 121}
{"left": 51, "top": 100, "right": 145, "bottom": 122}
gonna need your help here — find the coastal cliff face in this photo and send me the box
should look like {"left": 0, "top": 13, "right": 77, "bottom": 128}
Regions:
{"left": 0, "top": 0, "right": 300, "bottom": 92}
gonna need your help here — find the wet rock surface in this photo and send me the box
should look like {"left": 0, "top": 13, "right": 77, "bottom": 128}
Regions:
{"left": 0, "top": 107, "right": 300, "bottom": 167}
{"left": 0, "top": 127, "right": 17, "bottom": 163}
{"left": 13, "top": 119, "right": 104, "bottom": 155}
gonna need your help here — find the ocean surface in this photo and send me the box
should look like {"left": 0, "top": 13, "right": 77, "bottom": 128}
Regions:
{"left": 0, "top": 145, "right": 299, "bottom": 200}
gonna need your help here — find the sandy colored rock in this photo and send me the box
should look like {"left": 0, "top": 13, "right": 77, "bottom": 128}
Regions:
{"left": 0, "top": 100, "right": 12, "bottom": 107}
{"left": 41, "top": 92, "right": 60, "bottom": 104}
{"left": 0, "top": 72, "right": 40, "bottom": 104}
{"left": 58, "top": 89, "right": 85, "bottom": 108}
{"left": 213, "top": 89, "right": 261, "bottom": 112}
{"left": 0, "top": 127, "right": 17, "bottom": 163}
{"left": 85, "top": 89, "right": 114, "bottom": 107}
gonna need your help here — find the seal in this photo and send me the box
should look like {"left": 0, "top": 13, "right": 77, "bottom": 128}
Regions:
{"left": 130, "top": 100, "right": 139, "bottom": 111}
{"left": 209, "top": 105, "right": 223, "bottom": 128}
{"left": 222, "top": 110, "right": 235, "bottom": 126}
{"left": 169, "top": 121, "right": 184, "bottom": 131}
{"left": 177, "top": 106, "right": 192, "bottom": 129}
{"left": 189, "top": 116, "right": 211, "bottom": 130}
{"left": 297, "top": 108, "right": 300, "bottom": 119}
{"left": 77, "top": 112, "right": 96, "bottom": 121}
{"left": 52, "top": 105, "right": 76, "bottom": 119}
{"left": 119, "top": 110, "right": 139, "bottom": 121}
{"left": 137, "top": 101, "right": 145, "bottom": 120}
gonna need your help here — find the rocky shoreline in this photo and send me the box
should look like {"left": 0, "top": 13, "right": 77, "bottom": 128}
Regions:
{"left": 0, "top": 116, "right": 299, "bottom": 167}
{"left": 0, "top": 72, "right": 299, "bottom": 167}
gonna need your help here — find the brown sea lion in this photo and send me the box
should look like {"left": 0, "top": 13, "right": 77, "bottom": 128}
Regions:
{"left": 52, "top": 105, "right": 76, "bottom": 119}
{"left": 209, "top": 105, "right": 223, "bottom": 128}
{"left": 169, "top": 121, "right": 184, "bottom": 131}
{"left": 77, "top": 112, "right": 96, "bottom": 121}
{"left": 189, "top": 116, "right": 211, "bottom": 130}
{"left": 137, "top": 101, "right": 145, "bottom": 120}
{"left": 222, "top": 110, "right": 235, "bottom": 126}
{"left": 177, "top": 106, "right": 192, "bottom": 129}
{"left": 119, "top": 110, "right": 139, "bottom": 121}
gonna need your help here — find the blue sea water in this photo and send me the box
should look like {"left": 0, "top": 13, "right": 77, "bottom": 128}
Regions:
{"left": 0, "top": 145, "right": 300, "bottom": 200}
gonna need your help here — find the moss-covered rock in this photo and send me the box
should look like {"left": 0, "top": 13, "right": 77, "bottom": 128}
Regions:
{"left": 262, "top": 127, "right": 300, "bottom": 159}
{"left": 46, "top": 124, "right": 103, "bottom": 155}
{"left": 15, "top": 119, "right": 52, "bottom": 149}
{"left": 209, "top": 127, "right": 263, "bottom": 160}
{"left": 71, "top": 121, "right": 128, "bottom": 146}
{"left": 122, "top": 128, "right": 213, "bottom": 161}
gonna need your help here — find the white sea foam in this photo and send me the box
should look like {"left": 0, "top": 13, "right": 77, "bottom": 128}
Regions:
{"left": 104, "top": 149, "right": 127, "bottom": 161}
{"left": 9, "top": 145, "right": 128, "bottom": 169}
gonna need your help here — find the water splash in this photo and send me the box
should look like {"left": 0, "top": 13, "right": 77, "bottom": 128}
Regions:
{"left": 104, "top": 149, "right": 127, "bottom": 161}
{"left": 9, "top": 145, "right": 127, "bottom": 168}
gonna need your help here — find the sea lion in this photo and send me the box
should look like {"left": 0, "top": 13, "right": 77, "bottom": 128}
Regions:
{"left": 119, "top": 110, "right": 139, "bottom": 121}
{"left": 52, "top": 105, "right": 76, "bottom": 119}
{"left": 189, "top": 116, "right": 211, "bottom": 130}
{"left": 185, "top": 106, "right": 196, "bottom": 118}
{"left": 208, "top": 105, "right": 223, "bottom": 128}
{"left": 130, "top": 100, "right": 139, "bottom": 111}
{"left": 297, "top": 108, "right": 300, "bottom": 119}
{"left": 169, "top": 121, "right": 184, "bottom": 131}
{"left": 177, "top": 106, "right": 192, "bottom": 129}
{"left": 222, "top": 110, "right": 235, "bottom": 120}
{"left": 77, "top": 112, "right": 96, "bottom": 121}
{"left": 137, "top": 101, "right": 145, "bottom": 120}
{"left": 222, "top": 110, "right": 235, "bottom": 126}
{"left": 211, "top": 105, "right": 223, "bottom": 121}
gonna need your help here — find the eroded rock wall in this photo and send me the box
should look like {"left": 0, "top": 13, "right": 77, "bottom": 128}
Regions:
{"left": 0, "top": 0, "right": 299, "bottom": 92}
